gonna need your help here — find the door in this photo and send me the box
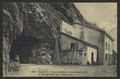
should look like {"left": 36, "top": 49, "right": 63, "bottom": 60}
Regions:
{"left": 91, "top": 52, "right": 94, "bottom": 64}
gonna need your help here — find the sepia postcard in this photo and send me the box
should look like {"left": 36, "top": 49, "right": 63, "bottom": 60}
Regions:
{"left": 2, "top": 1, "right": 117, "bottom": 77}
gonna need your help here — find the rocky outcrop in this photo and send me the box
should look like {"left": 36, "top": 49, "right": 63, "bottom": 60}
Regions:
{"left": 3, "top": 2, "right": 85, "bottom": 76}
{"left": 3, "top": 3, "right": 24, "bottom": 76}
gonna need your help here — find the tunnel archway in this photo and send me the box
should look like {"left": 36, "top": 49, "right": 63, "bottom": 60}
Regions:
{"left": 9, "top": 36, "right": 54, "bottom": 64}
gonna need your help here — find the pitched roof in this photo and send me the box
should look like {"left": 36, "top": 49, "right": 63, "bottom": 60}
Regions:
{"left": 60, "top": 32, "right": 98, "bottom": 49}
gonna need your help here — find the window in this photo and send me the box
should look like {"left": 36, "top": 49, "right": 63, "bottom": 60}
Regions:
{"left": 106, "top": 54, "right": 107, "bottom": 61}
{"left": 106, "top": 42, "right": 107, "bottom": 50}
{"left": 70, "top": 43, "right": 78, "bottom": 50}
{"left": 79, "top": 52, "right": 82, "bottom": 55}
{"left": 71, "top": 43, "right": 74, "bottom": 50}
{"left": 111, "top": 44, "right": 113, "bottom": 49}
{"left": 84, "top": 53, "right": 86, "bottom": 56}
{"left": 108, "top": 44, "right": 110, "bottom": 51}
{"left": 80, "top": 27, "right": 84, "bottom": 39}
{"left": 74, "top": 43, "right": 78, "bottom": 49}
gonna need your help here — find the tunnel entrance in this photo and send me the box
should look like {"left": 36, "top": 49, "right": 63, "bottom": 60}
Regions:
{"left": 9, "top": 36, "right": 54, "bottom": 64}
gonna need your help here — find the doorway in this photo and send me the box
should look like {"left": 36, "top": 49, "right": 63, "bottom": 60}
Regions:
{"left": 91, "top": 52, "right": 94, "bottom": 64}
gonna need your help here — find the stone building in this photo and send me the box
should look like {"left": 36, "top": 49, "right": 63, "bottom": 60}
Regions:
{"left": 59, "top": 20, "right": 98, "bottom": 65}
{"left": 78, "top": 24, "right": 115, "bottom": 65}
{"left": 59, "top": 16, "right": 115, "bottom": 65}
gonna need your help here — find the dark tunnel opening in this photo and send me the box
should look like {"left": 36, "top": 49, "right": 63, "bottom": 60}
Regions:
{"left": 9, "top": 36, "right": 54, "bottom": 64}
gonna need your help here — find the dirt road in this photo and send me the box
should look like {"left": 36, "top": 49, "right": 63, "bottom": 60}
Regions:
{"left": 7, "top": 64, "right": 117, "bottom": 77}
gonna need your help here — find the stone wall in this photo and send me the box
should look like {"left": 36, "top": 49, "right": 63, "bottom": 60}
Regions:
{"left": 59, "top": 33, "right": 84, "bottom": 51}
{"left": 59, "top": 33, "right": 84, "bottom": 64}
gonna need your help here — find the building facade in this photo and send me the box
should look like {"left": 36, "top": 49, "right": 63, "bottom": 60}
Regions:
{"left": 59, "top": 20, "right": 98, "bottom": 65}
{"left": 60, "top": 20, "right": 115, "bottom": 65}
{"left": 104, "top": 34, "right": 114, "bottom": 65}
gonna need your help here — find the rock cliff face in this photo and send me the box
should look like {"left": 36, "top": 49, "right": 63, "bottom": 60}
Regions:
{"left": 3, "top": 2, "right": 85, "bottom": 75}
{"left": 3, "top": 3, "right": 24, "bottom": 75}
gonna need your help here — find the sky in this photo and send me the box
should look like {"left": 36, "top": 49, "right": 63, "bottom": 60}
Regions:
{"left": 74, "top": 3, "right": 117, "bottom": 33}
{"left": 75, "top": 3, "right": 117, "bottom": 51}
